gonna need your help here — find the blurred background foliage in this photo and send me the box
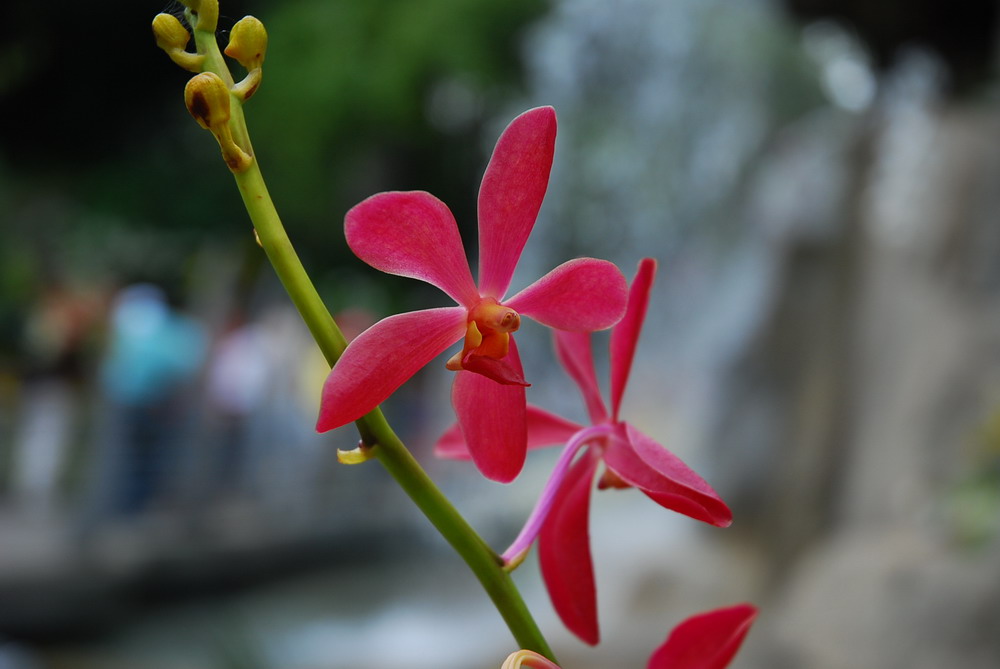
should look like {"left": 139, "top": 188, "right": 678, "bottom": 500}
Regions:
{"left": 0, "top": 0, "right": 546, "bottom": 365}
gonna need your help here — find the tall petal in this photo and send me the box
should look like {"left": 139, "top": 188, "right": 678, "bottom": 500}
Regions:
{"left": 539, "top": 448, "right": 600, "bottom": 645}
{"left": 554, "top": 330, "right": 608, "bottom": 424}
{"left": 434, "top": 404, "right": 582, "bottom": 460}
{"left": 346, "top": 191, "right": 480, "bottom": 308}
{"left": 317, "top": 307, "right": 467, "bottom": 431}
{"left": 478, "top": 107, "right": 557, "bottom": 299}
{"left": 610, "top": 258, "right": 656, "bottom": 420}
{"left": 505, "top": 258, "right": 627, "bottom": 331}
{"left": 451, "top": 338, "right": 528, "bottom": 482}
{"left": 604, "top": 424, "right": 732, "bottom": 527}
{"left": 647, "top": 603, "right": 758, "bottom": 669}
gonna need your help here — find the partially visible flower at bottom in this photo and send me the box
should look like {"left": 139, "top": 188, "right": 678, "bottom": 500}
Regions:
{"left": 500, "top": 603, "right": 757, "bottom": 669}
{"left": 501, "top": 649, "right": 561, "bottom": 669}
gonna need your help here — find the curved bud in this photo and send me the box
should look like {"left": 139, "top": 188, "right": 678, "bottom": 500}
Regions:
{"left": 184, "top": 72, "right": 231, "bottom": 130}
{"left": 226, "top": 16, "right": 267, "bottom": 101}
{"left": 152, "top": 13, "right": 203, "bottom": 72}
{"left": 153, "top": 13, "right": 189, "bottom": 51}
{"left": 179, "top": 0, "right": 219, "bottom": 33}
{"left": 184, "top": 73, "right": 252, "bottom": 172}
{"left": 225, "top": 16, "right": 268, "bottom": 70}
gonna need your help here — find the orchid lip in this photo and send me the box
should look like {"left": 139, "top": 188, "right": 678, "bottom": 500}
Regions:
{"left": 446, "top": 299, "right": 523, "bottom": 375}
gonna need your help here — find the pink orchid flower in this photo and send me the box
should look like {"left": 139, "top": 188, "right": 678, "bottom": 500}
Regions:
{"left": 501, "top": 603, "right": 757, "bottom": 669}
{"left": 316, "top": 106, "right": 628, "bottom": 482}
{"left": 437, "top": 258, "right": 732, "bottom": 643}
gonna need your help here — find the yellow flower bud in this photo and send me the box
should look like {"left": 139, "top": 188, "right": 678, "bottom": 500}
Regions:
{"left": 184, "top": 72, "right": 231, "bottom": 130}
{"left": 152, "top": 13, "right": 189, "bottom": 51}
{"left": 152, "top": 13, "right": 203, "bottom": 72}
{"left": 225, "top": 16, "right": 268, "bottom": 70}
{"left": 183, "top": 73, "right": 252, "bottom": 172}
{"left": 179, "top": 0, "right": 219, "bottom": 33}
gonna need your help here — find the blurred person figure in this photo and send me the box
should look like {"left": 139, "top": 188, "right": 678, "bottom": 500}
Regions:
{"left": 202, "top": 310, "right": 273, "bottom": 500}
{"left": 10, "top": 281, "right": 102, "bottom": 515}
{"left": 95, "top": 284, "right": 207, "bottom": 516}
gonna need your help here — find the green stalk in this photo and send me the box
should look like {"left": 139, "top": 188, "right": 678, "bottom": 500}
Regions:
{"left": 181, "top": 11, "right": 554, "bottom": 658}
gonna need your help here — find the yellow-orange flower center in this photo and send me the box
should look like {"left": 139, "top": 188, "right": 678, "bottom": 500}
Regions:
{"left": 446, "top": 299, "right": 521, "bottom": 371}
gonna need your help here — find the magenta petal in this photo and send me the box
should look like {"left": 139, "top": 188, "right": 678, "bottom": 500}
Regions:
{"left": 610, "top": 258, "right": 656, "bottom": 420}
{"left": 647, "top": 603, "right": 758, "bottom": 669}
{"left": 316, "top": 307, "right": 467, "bottom": 431}
{"left": 505, "top": 258, "right": 627, "bottom": 331}
{"left": 345, "top": 191, "right": 480, "bottom": 308}
{"left": 539, "top": 448, "right": 601, "bottom": 645}
{"left": 524, "top": 404, "right": 585, "bottom": 448}
{"left": 451, "top": 338, "right": 527, "bottom": 482}
{"left": 435, "top": 404, "right": 581, "bottom": 461}
{"left": 554, "top": 330, "right": 609, "bottom": 424}
{"left": 433, "top": 422, "right": 470, "bottom": 460}
{"left": 604, "top": 424, "right": 732, "bottom": 527}
{"left": 477, "top": 107, "right": 557, "bottom": 300}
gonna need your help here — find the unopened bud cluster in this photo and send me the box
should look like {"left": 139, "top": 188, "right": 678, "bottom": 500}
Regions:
{"left": 152, "top": 1, "right": 268, "bottom": 172}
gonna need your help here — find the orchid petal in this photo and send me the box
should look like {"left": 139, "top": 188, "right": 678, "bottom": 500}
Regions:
{"left": 610, "top": 258, "right": 656, "bottom": 420}
{"left": 434, "top": 404, "right": 582, "bottom": 461}
{"left": 604, "top": 424, "right": 732, "bottom": 527}
{"left": 554, "top": 330, "right": 608, "bottom": 424}
{"left": 451, "top": 338, "right": 527, "bottom": 482}
{"left": 502, "top": 424, "right": 612, "bottom": 565}
{"left": 505, "top": 258, "right": 627, "bottom": 331}
{"left": 478, "top": 106, "right": 557, "bottom": 299}
{"left": 317, "top": 307, "right": 467, "bottom": 431}
{"left": 524, "top": 404, "right": 585, "bottom": 447}
{"left": 647, "top": 603, "right": 758, "bottom": 669}
{"left": 345, "top": 191, "right": 479, "bottom": 308}
{"left": 539, "top": 448, "right": 601, "bottom": 645}
{"left": 433, "top": 421, "right": 471, "bottom": 460}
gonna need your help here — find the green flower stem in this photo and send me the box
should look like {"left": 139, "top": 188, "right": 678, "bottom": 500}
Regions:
{"left": 231, "top": 161, "right": 554, "bottom": 660}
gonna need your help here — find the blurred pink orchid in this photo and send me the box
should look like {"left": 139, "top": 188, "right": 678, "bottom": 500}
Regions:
{"left": 316, "top": 106, "right": 628, "bottom": 482}
{"left": 437, "top": 258, "right": 732, "bottom": 643}
{"left": 500, "top": 603, "right": 757, "bottom": 669}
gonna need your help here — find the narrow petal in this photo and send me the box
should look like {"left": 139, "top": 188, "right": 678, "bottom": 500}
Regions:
{"left": 554, "top": 330, "right": 608, "bottom": 424}
{"left": 539, "top": 448, "right": 601, "bottom": 645}
{"left": 524, "top": 404, "right": 585, "bottom": 448}
{"left": 317, "top": 307, "right": 467, "bottom": 431}
{"left": 610, "top": 258, "right": 656, "bottom": 420}
{"left": 346, "top": 191, "right": 479, "bottom": 308}
{"left": 451, "top": 338, "right": 527, "bottom": 482}
{"left": 434, "top": 404, "right": 582, "bottom": 461}
{"left": 647, "top": 603, "right": 758, "bottom": 669}
{"left": 505, "top": 258, "right": 627, "bottom": 331}
{"left": 478, "top": 106, "right": 557, "bottom": 299}
{"left": 502, "top": 424, "right": 613, "bottom": 564}
{"left": 604, "top": 424, "right": 732, "bottom": 527}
